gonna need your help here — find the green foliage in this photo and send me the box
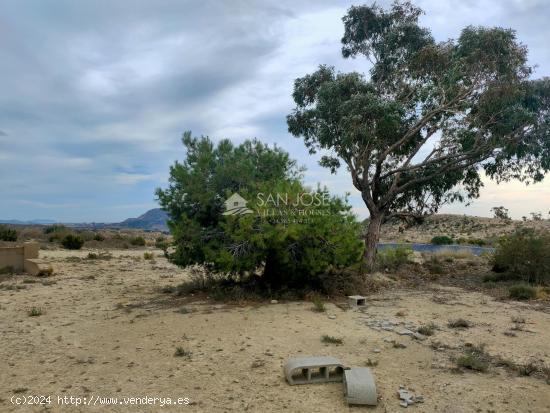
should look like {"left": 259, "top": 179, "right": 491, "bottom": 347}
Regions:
{"left": 61, "top": 234, "right": 84, "bottom": 250}
{"left": 0, "top": 225, "right": 17, "bottom": 241}
{"left": 143, "top": 252, "right": 155, "bottom": 260}
{"left": 456, "top": 344, "right": 490, "bottom": 372}
{"left": 431, "top": 235, "right": 454, "bottom": 245}
{"left": 129, "top": 236, "right": 146, "bottom": 246}
{"left": 287, "top": 1, "right": 550, "bottom": 265}
{"left": 93, "top": 233, "right": 105, "bottom": 241}
{"left": 0, "top": 266, "right": 15, "bottom": 275}
{"left": 28, "top": 307, "right": 43, "bottom": 317}
{"left": 155, "top": 236, "right": 169, "bottom": 251}
{"left": 425, "top": 255, "right": 445, "bottom": 274}
{"left": 311, "top": 295, "right": 326, "bottom": 312}
{"left": 492, "top": 229, "right": 550, "bottom": 285}
{"left": 376, "top": 246, "right": 412, "bottom": 270}
{"left": 157, "top": 133, "right": 363, "bottom": 291}
{"left": 43, "top": 224, "right": 66, "bottom": 234}
{"left": 508, "top": 284, "right": 537, "bottom": 300}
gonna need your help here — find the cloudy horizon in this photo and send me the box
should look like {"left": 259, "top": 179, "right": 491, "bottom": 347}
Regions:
{"left": 1, "top": 0, "right": 550, "bottom": 223}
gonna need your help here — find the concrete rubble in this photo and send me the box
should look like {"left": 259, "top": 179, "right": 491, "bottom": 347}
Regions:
{"left": 397, "top": 386, "right": 425, "bottom": 408}
{"left": 360, "top": 317, "right": 427, "bottom": 341}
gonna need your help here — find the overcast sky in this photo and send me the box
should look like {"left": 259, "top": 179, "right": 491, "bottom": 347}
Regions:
{"left": 1, "top": 0, "right": 549, "bottom": 222}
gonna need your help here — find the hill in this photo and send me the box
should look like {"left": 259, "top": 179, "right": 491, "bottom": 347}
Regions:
{"left": 117, "top": 208, "right": 169, "bottom": 232}
{"left": 378, "top": 213, "right": 550, "bottom": 245}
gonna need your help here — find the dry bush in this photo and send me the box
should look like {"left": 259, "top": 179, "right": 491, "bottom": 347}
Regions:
{"left": 432, "top": 249, "right": 475, "bottom": 260}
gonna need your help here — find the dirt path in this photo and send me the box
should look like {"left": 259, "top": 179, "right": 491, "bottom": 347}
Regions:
{"left": 1, "top": 249, "right": 549, "bottom": 412}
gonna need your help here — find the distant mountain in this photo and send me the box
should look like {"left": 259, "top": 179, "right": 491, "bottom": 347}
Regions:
{"left": 0, "top": 219, "right": 57, "bottom": 225}
{"left": 0, "top": 209, "right": 169, "bottom": 232}
{"left": 117, "top": 208, "right": 169, "bottom": 232}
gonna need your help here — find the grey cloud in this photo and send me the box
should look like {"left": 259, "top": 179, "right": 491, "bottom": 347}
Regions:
{"left": 0, "top": 0, "right": 549, "bottom": 221}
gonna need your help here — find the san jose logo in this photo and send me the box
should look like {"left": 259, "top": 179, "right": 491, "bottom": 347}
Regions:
{"left": 222, "top": 192, "right": 331, "bottom": 223}
{"left": 222, "top": 193, "right": 253, "bottom": 216}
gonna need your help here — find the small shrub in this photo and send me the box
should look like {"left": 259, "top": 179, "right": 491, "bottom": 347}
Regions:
{"left": 508, "top": 284, "right": 537, "bottom": 300}
{"left": 61, "top": 234, "right": 84, "bottom": 250}
{"left": 321, "top": 335, "right": 343, "bottom": 345}
{"left": 0, "top": 225, "right": 17, "bottom": 241}
{"left": 86, "top": 251, "right": 111, "bottom": 260}
{"left": 517, "top": 360, "right": 538, "bottom": 376}
{"left": 43, "top": 224, "right": 66, "bottom": 234}
{"left": 431, "top": 235, "right": 454, "bottom": 245}
{"left": 174, "top": 347, "right": 192, "bottom": 359}
{"left": 434, "top": 249, "right": 475, "bottom": 260}
{"left": 311, "top": 295, "right": 326, "bottom": 312}
{"left": 492, "top": 229, "right": 550, "bottom": 285}
{"left": 425, "top": 256, "right": 445, "bottom": 275}
{"left": 456, "top": 344, "right": 489, "bottom": 372}
{"left": 155, "top": 236, "right": 169, "bottom": 250}
{"left": 376, "top": 246, "right": 413, "bottom": 270}
{"left": 417, "top": 323, "right": 437, "bottom": 336}
{"left": 23, "top": 278, "right": 37, "bottom": 284}
{"left": 448, "top": 318, "right": 471, "bottom": 329}
{"left": 28, "top": 307, "right": 43, "bottom": 317}
{"left": 0, "top": 266, "right": 15, "bottom": 275}
{"left": 143, "top": 252, "right": 155, "bottom": 260}
{"left": 93, "top": 233, "right": 105, "bottom": 242}
{"left": 483, "top": 272, "right": 520, "bottom": 283}
{"left": 130, "top": 236, "right": 146, "bottom": 246}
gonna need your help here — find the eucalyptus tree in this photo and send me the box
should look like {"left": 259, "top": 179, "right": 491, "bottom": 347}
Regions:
{"left": 288, "top": 1, "right": 550, "bottom": 267}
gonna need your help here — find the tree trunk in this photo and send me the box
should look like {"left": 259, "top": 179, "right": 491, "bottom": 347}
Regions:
{"left": 364, "top": 212, "right": 383, "bottom": 271}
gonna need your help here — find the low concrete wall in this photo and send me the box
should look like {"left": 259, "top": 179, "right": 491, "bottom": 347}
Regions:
{"left": 0, "top": 242, "right": 40, "bottom": 272}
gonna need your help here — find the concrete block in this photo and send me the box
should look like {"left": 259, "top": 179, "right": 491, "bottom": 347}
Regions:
{"left": 284, "top": 356, "right": 344, "bottom": 385}
{"left": 348, "top": 295, "right": 366, "bottom": 308}
{"left": 23, "top": 242, "right": 39, "bottom": 260}
{"left": 343, "top": 367, "right": 377, "bottom": 405}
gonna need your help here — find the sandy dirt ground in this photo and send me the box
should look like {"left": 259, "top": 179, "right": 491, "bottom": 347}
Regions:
{"left": 1, "top": 248, "right": 550, "bottom": 412}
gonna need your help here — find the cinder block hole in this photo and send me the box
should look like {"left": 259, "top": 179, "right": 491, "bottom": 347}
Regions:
{"left": 356, "top": 298, "right": 366, "bottom": 306}
{"left": 329, "top": 366, "right": 344, "bottom": 380}
{"left": 310, "top": 367, "right": 327, "bottom": 380}
{"left": 291, "top": 368, "right": 309, "bottom": 382}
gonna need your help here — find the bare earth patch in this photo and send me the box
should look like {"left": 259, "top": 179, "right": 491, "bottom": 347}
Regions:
{"left": 1, "top": 248, "right": 549, "bottom": 412}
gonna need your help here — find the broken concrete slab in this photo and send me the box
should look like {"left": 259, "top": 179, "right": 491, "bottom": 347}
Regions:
{"left": 343, "top": 367, "right": 377, "bottom": 405}
{"left": 397, "top": 386, "right": 425, "bottom": 407}
{"left": 284, "top": 356, "right": 344, "bottom": 385}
